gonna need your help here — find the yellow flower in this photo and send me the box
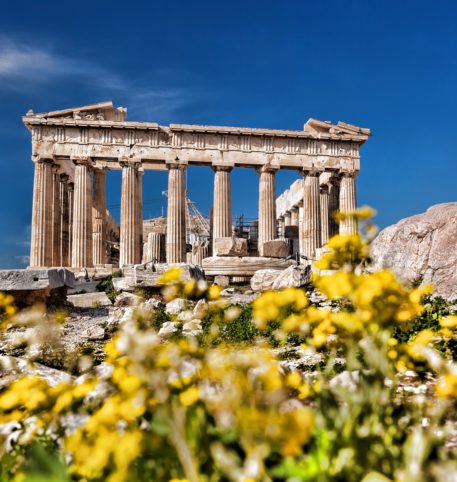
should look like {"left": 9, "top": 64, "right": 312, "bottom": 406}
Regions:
{"left": 179, "top": 386, "right": 200, "bottom": 406}
{"left": 207, "top": 284, "right": 221, "bottom": 300}
{"left": 440, "top": 315, "right": 457, "bottom": 329}
{"left": 436, "top": 373, "right": 457, "bottom": 398}
{"left": 159, "top": 267, "right": 183, "bottom": 285}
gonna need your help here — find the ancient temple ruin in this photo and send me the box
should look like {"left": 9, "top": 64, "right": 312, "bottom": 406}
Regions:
{"left": 23, "top": 101, "right": 370, "bottom": 276}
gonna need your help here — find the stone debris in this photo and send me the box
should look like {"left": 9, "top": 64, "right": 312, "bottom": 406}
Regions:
{"left": 214, "top": 275, "right": 230, "bottom": 287}
{"left": 165, "top": 298, "right": 189, "bottom": 315}
{"left": 114, "top": 292, "right": 142, "bottom": 307}
{"left": 81, "top": 325, "right": 105, "bottom": 341}
{"left": 272, "top": 264, "right": 311, "bottom": 290}
{"left": 261, "top": 240, "right": 290, "bottom": 258}
{"left": 158, "top": 321, "right": 180, "bottom": 338}
{"left": 203, "top": 256, "right": 295, "bottom": 277}
{"left": 68, "top": 292, "right": 112, "bottom": 308}
{"left": 182, "top": 319, "right": 203, "bottom": 337}
{"left": 250, "top": 269, "right": 283, "bottom": 292}
{"left": 213, "top": 237, "right": 248, "bottom": 257}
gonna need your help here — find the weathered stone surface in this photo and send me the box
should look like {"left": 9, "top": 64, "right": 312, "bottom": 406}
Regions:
{"left": 202, "top": 256, "right": 295, "bottom": 276}
{"left": 182, "top": 319, "right": 203, "bottom": 336}
{"left": 158, "top": 321, "right": 180, "bottom": 338}
{"left": 81, "top": 325, "right": 106, "bottom": 341}
{"left": 0, "top": 268, "right": 75, "bottom": 291}
{"left": 68, "top": 292, "right": 112, "bottom": 308}
{"left": 214, "top": 275, "right": 230, "bottom": 287}
{"left": 284, "top": 225, "right": 299, "bottom": 239}
{"left": 272, "top": 264, "right": 311, "bottom": 290}
{"left": 115, "top": 263, "right": 205, "bottom": 291}
{"left": 213, "top": 237, "right": 248, "bottom": 257}
{"left": 262, "top": 240, "right": 290, "bottom": 258}
{"left": 193, "top": 299, "right": 209, "bottom": 319}
{"left": 165, "top": 298, "right": 189, "bottom": 315}
{"left": 370, "top": 203, "right": 457, "bottom": 300}
{"left": 250, "top": 269, "right": 283, "bottom": 291}
{"left": 114, "top": 292, "right": 142, "bottom": 307}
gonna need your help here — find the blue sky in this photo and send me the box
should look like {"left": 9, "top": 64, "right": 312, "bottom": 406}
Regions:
{"left": 0, "top": 0, "right": 456, "bottom": 268}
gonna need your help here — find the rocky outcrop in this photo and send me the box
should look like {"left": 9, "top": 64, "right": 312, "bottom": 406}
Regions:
{"left": 370, "top": 203, "right": 457, "bottom": 299}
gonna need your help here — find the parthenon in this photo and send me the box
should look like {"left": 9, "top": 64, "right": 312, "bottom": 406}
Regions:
{"left": 23, "top": 101, "right": 370, "bottom": 273}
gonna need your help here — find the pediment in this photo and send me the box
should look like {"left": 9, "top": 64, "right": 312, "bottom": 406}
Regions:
{"left": 25, "top": 101, "right": 127, "bottom": 122}
{"left": 304, "top": 118, "right": 371, "bottom": 139}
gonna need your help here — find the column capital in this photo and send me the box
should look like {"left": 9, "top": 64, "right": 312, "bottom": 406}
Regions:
{"left": 320, "top": 184, "right": 329, "bottom": 195}
{"left": 302, "top": 167, "right": 323, "bottom": 177}
{"left": 71, "top": 156, "right": 92, "bottom": 166}
{"left": 68, "top": 181, "right": 74, "bottom": 191}
{"left": 167, "top": 162, "right": 187, "bottom": 171}
{"left": 256, "top": 164, "right": 278, "bottom": 174}
{"left": 32, "top": 155, "right": 53, "bottom": 165}
{"left": 212, "top": 164, "right": 233, "bottom": 173}
{"left": 339, "top": 169, "right": 358, "bottom": 178}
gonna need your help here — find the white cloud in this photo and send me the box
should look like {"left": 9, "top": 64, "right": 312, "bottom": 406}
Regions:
{"left": 0, "top": 36, "right": 202, "bottom": 120}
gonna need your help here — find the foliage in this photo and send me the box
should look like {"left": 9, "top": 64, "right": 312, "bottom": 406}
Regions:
{"left": 0, "top": 207, "right": 456, "bottom": 481}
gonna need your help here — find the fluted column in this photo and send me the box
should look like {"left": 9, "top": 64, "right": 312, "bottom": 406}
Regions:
{"left": 136, "top": 170, "right": 144, "bottom": 261}
{"left": 290, "top": 207, "right": 299, "bottom": 226}
{"left": 277, "top": 216, "right": 285, "bottom": 238}
{"left": 284, "top": 211, "right": 292, "bottom": 227}
{"left": 339, "top": 171, "right": 357, "bottom": 235}
{"left": 301, "top": 170, "right": 321, "bottom": 259}
{"left": 60, "top": 174, "right": 70, "bottom": 267}
{"left": 320, "top": 184, "right": 330, "bottom": 246}
{"left": 51, "top": 165, "right": 62, "bottom": 266}
{"left": 298, "top": 200, "right": 304, "bottom": 256}
{"left": 120, "top": 161, "right": 142, "bottom": 266}
{"left": 328, "top": 176, "right": 340, "bottom": 237}
{"left": 257, "top": 166, "right": 277, "bottom": 256}
{"left": 166, "top": 163, "right": 187, "bottom": 263}
{"left": 93, "top": 168, "right": 107, "bottom": 266}
{"left": 68, "top": 182, "right": 74, "bottom": 263}
{"left": 71, "top": 159, "right": 93, "bottom": 268}
{"left": 30, "top": 158, "right": 53, "bottom": 267}
{"left": 212, "top": 166, "right": 232, "bottom": 252}
{"left": 144, "top": 232, "right": 165, "bottom": 263}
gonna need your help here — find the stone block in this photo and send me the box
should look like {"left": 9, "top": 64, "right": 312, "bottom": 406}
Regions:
{"left": 0, "top": 268, "right": 75, "bottom": 291}
{"left": 284, "top": 225, "right": 299, "bottom": 239}
{"left": 262, "top": 240, "right": 290, "bottom": 258}
{"left": 272, "top": 264, "right": 311, "bottom": 290}
{"left": 213, "top": 237, "right": 248, "bottom": 257}
{"left": 68, "top": 292, "right": 112, "bottom": 308}
{"left": 202, "top": 256, "right": 295, "bottom": 277}
{"left": 214, "top": 275, "right": 230, "bottom": 287}
{"left": 250, "top": 269, "right": 282, "bottom": 291}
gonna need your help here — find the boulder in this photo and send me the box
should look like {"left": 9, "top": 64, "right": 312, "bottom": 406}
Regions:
{"left": 250, "top": 269, "right": 282, "bottom": 291}
{"left": 370, "top": 203, "right": 457, "bottom": 299}
{"left": 214, "top": 275, "right": 230, "bottom": 287}
{"left": 165, "top": 298, "right": 188, "bottom": 315}
{"left": 68, "top": 292, "right": 112, "bottom": 308}
{"left": 202, "top": 256, "right": 295, "bottom": 277}
{"left": 213, "top": 237, "right": 248, "bottom": 257}
{"left": 262, "top": 240, "right": 290, "bottom": 258}
{"left": 272, "top": 264, "right": 311, "bottom": 290}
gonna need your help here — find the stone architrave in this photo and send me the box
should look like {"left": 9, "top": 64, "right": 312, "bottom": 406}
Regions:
{"left": 328, "top": 176, "right": 340, "bottom": 237}
{"left": 320, "top": 184, "right": 330, "bottom": 246}
{"left": 212, "top": 166, "right": 232, "bottom": 253}
{"left": 51, "top": 165, "right": 61, "bottom": 266}
{"left": 339, "top": 171, "right": 357, "bottom": 235}
{"left": 71, "top": 158, "right": 93, "bottom": 268}
{"left": 120, "top": 160, "right": 142, "bottom": 266}
{"left": 30, "top": 158, "right": 54, "bottom": 267}
{"left": 59, "top": 174, "right": 70, "bottom": 267}
{"left": 166, "top": 163, "right": 187, "bottom": 263}
{"left": 257, "top": 166, "right": 277, "bottom": 256}
{"left": 301, "top": 170, "right": 321, "bottom": 259}
{"left": 93, "top": 168, "right": 107, "bottom": 266}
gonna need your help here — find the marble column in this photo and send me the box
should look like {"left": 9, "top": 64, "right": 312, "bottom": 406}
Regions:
{"left": 68, "top": 182, "right": 74, "bottom": 263}
{"left": 30, "top": 158, "right": 53, "bottom": 267}
{"left": 166, "top": 163, "right": 187, "bottom": 263}
{"left": 144, "top": 232, "right": 165, "bottom": 263}
{"left": 277, "top": 216, "right": 285, "bottom": 238}
{"left": 71, "top": 159, "right": 93, "bottom": 268}
{"left": 284, "top": 211, "right": 292, "bottom": 227}
{"left": 51, "top": 165, "right": 62, "bottom": 266}
{"left": 320, "top": 184, "right": 330, "bottom": 246}
{"left": 257, "top": 166, "right": 277, "bottom": 256}
{"left": 212, "top": 166, "right": 232, "bottom": 252}
{"left": 93, "top": 168, "right": 107, "bottom": 266}
{"left": 290, "top": 206, "right": 299, "bottom": 226}
{"left": 339, "top": 171, "right": 357, "bottom": 235}
{"left": 60, "top": 174, "right": 70, "bottom": 267}
{"left": 136, "top": 170, "right": 144, "bottom": 261}
{"left": 298, "top": 200, "right": 304, "bottom": 256}
{"left": 328, "top": 176, "right": 340, "bottom": 237}
{"left": 301, "top": 171, "right": 321, "bottom": 259}
{"left": 120, "top": 161, "right": 142, "bottom": 266}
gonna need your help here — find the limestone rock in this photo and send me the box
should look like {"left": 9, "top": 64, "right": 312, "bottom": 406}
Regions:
{"left": 261, "top": 240, "right": 290, "bottom": 258}
{"left": 177, "top": 310, "right": 194, "bottom": 322}
{"left": 142, "top": 298, "right": 164, "bottom": 310}
{"left": 202, "top": 256, "right": 295, "bottom": 276}
{"left": 213, "top": 237, "right": 248, "bottom": 257}
{"left": 68, "top": 292, "right": 112, "bottom": 308}
{"left": 82, "top": 325, "right": 105, "bottom": 341}
{"left": 272, "top": 264, "right": 311, "bottom": 290}
{"left": 370, "top": 203, "right": 457, "bottom": 299}
{"left": 158, "top": 321, "right": 180, "bottom": 338}
{"left": 165, "top": 298, "right": 188, "bottom": 315}
{"left": 250, "top": 269, "right": 282, "bottom": 291}
{"left": 182, "top": 319, "right": 203, "bottom": 336}
{"left": 193, "top": 299, "right": 209, "bottom": 319}
{"left": 214, "top": 275, "right": 230, "bottom": 287}
{"left": 0, "top": 268, "right": 75, "bottom": 291}
{"left": 114, "top": 292, "right": 142, "bottom": 307}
